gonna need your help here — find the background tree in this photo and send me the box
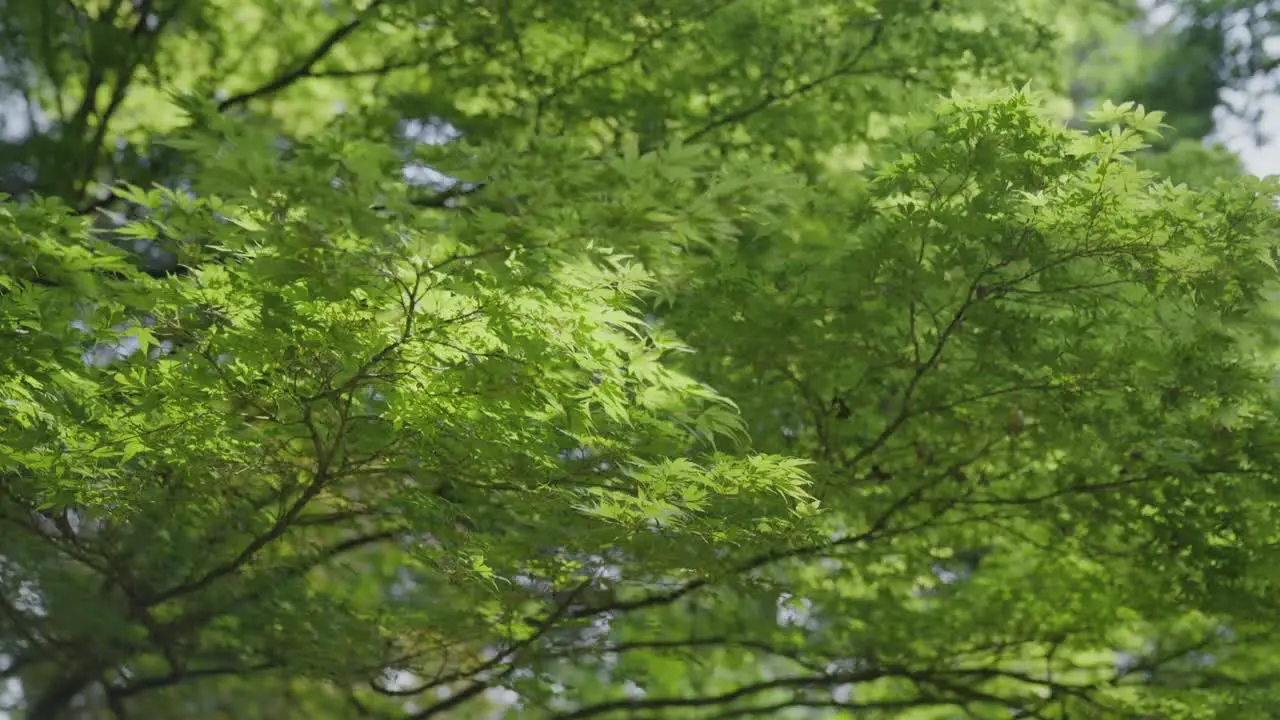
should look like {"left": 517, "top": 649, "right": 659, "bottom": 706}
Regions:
{"left": 1065, "top": 0, "right": 1280, "bottom": 186}
{"left": 3, "top": 1, "right": 1280, "bottom": 719}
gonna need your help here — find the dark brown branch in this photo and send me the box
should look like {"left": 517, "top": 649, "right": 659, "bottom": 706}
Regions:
{"left": 116, "top": 661, "right": 279, "bottom": 699}
{"left": 308, "top": 58, "right": 424, "bottom": 79}
{"left": 102, "top": 678, "right": 131, "bottom": 720}
{"left": 704, "top": 697, "right": 946, "bottom": 720}
{"left": 143, "top": 396, "right": 354, "bottom": 606}
{"left": 552, "top": 665, "right": 1099, "bottom": 720}
{"left": 217, "top": 0, "right": 386, "bottom": 111}
{"left": 401, "top": 579, "right": 597, "bottom": 718}
{"left": 77, "top": 0, "right": 178, "bottom": 201}
{"left": 25, "top": 670, "right": 99, "bottom": 720}
{"left": 409, "top": 182, "right": 489, "bottom": 208}
{"left": 682, "top": 21, "right": 888, "bottom": 145}
{"left": 534, "top": 0, "right": 744, "bottom": 121}
{"left": 63, "top": 0, "right": 125, "bottom": 138}
{"left": 565, "top": 451, "right": 973, "bottom": 621}
{"left": 550, "top": 670, "right": 883, "bottom": 719}
{"left": 142, "top": 474, "right": 331, "bottom": 604}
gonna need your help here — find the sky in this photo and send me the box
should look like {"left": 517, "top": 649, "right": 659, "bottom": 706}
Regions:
{"left": 1217, "top": 88, "right": 1280, "bottom": 177}
{"left": 1136, "top": 0, "right": 1280, "bottom": 178}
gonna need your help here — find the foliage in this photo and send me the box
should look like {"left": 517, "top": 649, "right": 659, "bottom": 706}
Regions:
{"left": 2, "top": 1, "right": 1280, "bottom": 719}
{"left": 1135, "top": 138, "right": 1246, "bottom": 188}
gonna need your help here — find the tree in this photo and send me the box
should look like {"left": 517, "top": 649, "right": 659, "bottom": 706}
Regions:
{"left": 3, "top": 1, "right": 1280, "bottom": 718}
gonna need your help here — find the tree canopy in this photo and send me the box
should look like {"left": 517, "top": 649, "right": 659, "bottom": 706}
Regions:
{"left": 3, "top": 1, "right": 1280, "bottom": 718}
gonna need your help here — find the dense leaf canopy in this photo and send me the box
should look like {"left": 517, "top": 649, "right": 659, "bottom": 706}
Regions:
{"left": 2, "top": 1, "right": 1280, "bottom": 718}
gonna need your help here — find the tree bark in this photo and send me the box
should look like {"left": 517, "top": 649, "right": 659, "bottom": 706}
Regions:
{"left": 24, "top": 671, "right": 96, "bottom": 720}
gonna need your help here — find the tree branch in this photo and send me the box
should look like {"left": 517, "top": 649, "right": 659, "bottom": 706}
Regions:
{"left": 682, "top": 20, "right": 888, "bottom": 145}
{"left": 217, "top": 0, "right": 386, "bottom": 111}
